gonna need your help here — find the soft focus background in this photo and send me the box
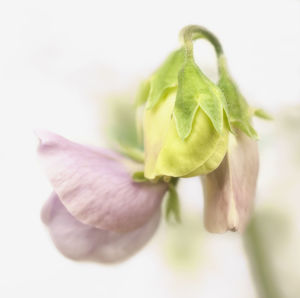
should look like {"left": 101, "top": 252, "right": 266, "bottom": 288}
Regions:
{"left": 0, "top": 0, "right": 299, "bottom": 297}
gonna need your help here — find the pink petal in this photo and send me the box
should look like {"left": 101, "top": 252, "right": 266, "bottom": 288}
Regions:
{"left": 201, "top": 132, "right": 259, "bottom": 233}
{"left": 37, "top": 131, "right": 167, "bottom": 232}
{"left": 42, "top": 193, "right": 161, "bottom": 263}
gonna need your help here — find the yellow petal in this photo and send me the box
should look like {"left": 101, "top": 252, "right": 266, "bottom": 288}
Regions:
{"left": 144, "top": 89, "right": 228, "bottom": 178}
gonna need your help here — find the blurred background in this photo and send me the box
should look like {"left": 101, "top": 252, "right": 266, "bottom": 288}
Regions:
{"left": 0, "top": 0, "right": 299, "bottom": 297}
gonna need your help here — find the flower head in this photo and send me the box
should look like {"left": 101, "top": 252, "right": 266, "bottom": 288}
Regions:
{"left": 141, "top": 47, "right": 229, "bottom": 179}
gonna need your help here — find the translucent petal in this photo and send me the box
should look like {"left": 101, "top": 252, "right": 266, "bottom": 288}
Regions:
{"left": 42, "top": 193, "right": 161, "bottom": 263}
{"left": 37, "top": 131, "right": 167, "bottom": 232}
{"left": 202, "top": 132, "right": 259, "bottom": 233}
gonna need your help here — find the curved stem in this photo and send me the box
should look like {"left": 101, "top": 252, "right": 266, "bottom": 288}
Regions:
{"left": 180, "top": 26, "right": 195, "bottom": 60}
{"left": 180, "top": 25, "right": 224, "bottom": 58}
{"left": 180, "top": 25, "right": 228, "bottom": 77}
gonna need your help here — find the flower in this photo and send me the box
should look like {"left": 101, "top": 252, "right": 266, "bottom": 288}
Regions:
{"left": 140, "top": 49, "right": 229, "bottom": 179}
{"left": 37, "top": 131, "right": 167, "bottom": 263}
{"left": 38, "top": 25, "right": 270, "bottom": 266}
{"left": 201, "top": 131, "right": 259, "bottom": 233}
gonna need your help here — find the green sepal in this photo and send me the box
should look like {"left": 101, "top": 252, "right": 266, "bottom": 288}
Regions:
{"left": 174, "top": 59, "right": 224, "bottom": 139}
{"left": 218, "top": 57, "right": 258, "bottom": 139}
{"left": 254, "top": 108, "right": 273, "bottom": 120}
{"left": 233, "top": 120, "right": 258, "bottom": 140}
{"left": 165, "top": 183, "right": 181, "bottom": 224}
{"left": 220, "top": 93, "right": 234, "bottom": 133}
{"left": 146, "top": 48, "right": 185, "bottom": 109}
{"left": 132, "top": 171, "right": 148, "bottom": 182}
{"left": 135, "top": 80, "right": 150, "bottom": 107}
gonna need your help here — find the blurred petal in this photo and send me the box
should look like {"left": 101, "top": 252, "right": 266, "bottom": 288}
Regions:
{"left": 37, "top": 131, "right": 167, "bottom": 232}
{"left": 42, "top": 193, "right": 161, "bottom": 263}
{"left": 201, "top": 132, "right": 259, "bottom": 233}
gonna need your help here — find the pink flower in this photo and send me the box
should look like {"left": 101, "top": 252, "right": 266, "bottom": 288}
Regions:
{"left": 37, "top": 131, "right": 167, "bottom": 263}
{"left": 201, "top": 131, "right": 259, "bottom": 233}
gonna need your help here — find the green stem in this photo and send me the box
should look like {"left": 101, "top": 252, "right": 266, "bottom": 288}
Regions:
{"left": 180, "top": 25, "right": 228, "bottom": 75}
{"left": 165, "top": 178, "right": 181, "bottom": 224}
{"left": 243, "top": 219, "right": 282, "bottom": 298}
{"left": 117, "top": 144, "right": 144, "bottom": 163}
{"left": 180, "top": 26, "right": 195, "bottom": 60}
{"left": 180, "top": 25, "right": 224, "bottom": 56}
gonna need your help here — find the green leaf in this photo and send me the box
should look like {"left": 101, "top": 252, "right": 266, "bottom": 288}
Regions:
{"left": 132, "top": 171, "right": 147, "bottom": 182}
{"left": 174, "top": 60, "right": 224, "bottom": 139}
{"left": 254, "top": 108, "right": 273, "bottom": 120}
{"left": 135, "top": 80, "right": 150, "bottom": 107}
{"left": 146, "top": 48, "right": 185, "bottom": 109}
{"left": 165, "top": 184, "right": 181, "bottom": 224}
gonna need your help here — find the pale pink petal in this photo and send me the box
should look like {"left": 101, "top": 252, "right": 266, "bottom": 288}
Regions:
{"left": 201, "top": 132, "right": 259, "bottom": 233}
{"left": 41, "top": 193, "right": 161, "bottom": 263}
{"left": 37, "top": 131, "right": 167, "bottom": 232}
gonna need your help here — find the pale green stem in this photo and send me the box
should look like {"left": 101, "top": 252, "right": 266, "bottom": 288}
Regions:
{"left": 243, "top": 219, "right": 283, "bottom": 298}
{"left": 117, "top": 144, "right": 144, "bottom": 163}
{"left": 180, "top": 26, "right": 195, "bottom": 60}
{"left": 180, "top": 25, "right": 228, "bottom": 75}
{"left": 180, "top": 25, "right": 223, "bottom": 56}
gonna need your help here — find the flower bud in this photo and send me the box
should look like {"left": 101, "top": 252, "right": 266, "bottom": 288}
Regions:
{"left": 142, "top": 50, "right": 229, "bottom": 179}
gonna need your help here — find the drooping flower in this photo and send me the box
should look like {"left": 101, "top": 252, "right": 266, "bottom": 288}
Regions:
{"left": 37, "top": 131, "right": 167, "bottom": 263}
{"left": 171, "top": 25, "right": 268, "bottom": 233}
{"left": 201, "top": 131, "right": 259, "bottom": 233}
{"left": 140, "top": 47, "right": 229, "bottom": 179}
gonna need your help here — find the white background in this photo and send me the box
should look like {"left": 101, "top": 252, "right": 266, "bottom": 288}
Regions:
{"left": 0, "top": 0, "right": 299, "bottom": 297}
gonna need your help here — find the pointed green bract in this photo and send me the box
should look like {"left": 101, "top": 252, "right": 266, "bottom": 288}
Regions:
{"left": 233, "top": 120, "right": 258, "bottom": 140}
{"left": 218, "top": 60, "right": 258, "bottom": 139}
{"left": 254, "top": 109, "right": 273, "bottom": 120}
{"left": 132, "top": 171, "right": 148, "bottom": 182}
{"left": 218, "top": 72, "right": 248, "bottom": 120}
{"left": 220, "top": 92, "right": 233, "bottom": 132}
{"left": 174, "top": 60, "right": 224, "bottom": 140}
{"left": 146, "top": 48, "right": 185, "bottom": 109}
{"left": 165, "top": 184, "right": 181, "bottom": 224}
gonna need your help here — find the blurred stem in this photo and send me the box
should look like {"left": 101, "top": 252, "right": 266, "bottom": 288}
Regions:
{"left": 243, "top": 219, "right": 282, "bottom": 298}
{"left": 165, "top": 178, "right": 181, "bottom": 224}
{"left": 116, "top": 143, "right": 144, "bottom": 163}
